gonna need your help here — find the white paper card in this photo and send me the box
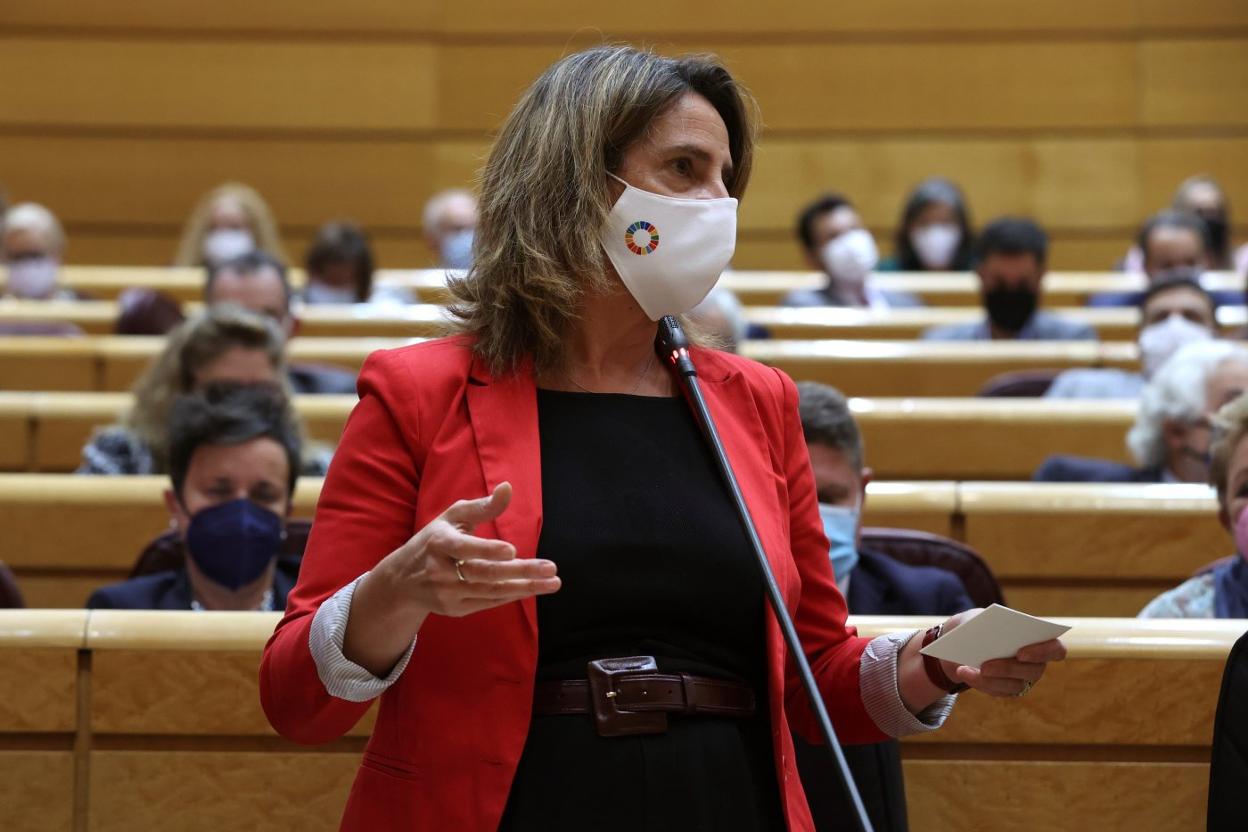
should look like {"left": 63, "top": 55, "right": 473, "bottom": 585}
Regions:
{"left": 918, "top": 604, "right": 1071, "bottom": 669}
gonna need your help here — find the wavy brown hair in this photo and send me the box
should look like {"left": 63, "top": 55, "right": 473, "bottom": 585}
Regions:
{"left": 447, "top": 45, "right": 757, "bottom": 376}
{"left": 122, "top": 305, "right": 290, "bottom": 471}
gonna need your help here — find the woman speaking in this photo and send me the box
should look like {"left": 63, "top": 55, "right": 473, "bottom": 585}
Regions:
{"left": 260, "top": 45, "right": 1065, "bottom": 831}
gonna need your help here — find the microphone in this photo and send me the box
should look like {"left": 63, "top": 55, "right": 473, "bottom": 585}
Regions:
{"left": 655, "top": 315, "right": 875, "bottom": 832}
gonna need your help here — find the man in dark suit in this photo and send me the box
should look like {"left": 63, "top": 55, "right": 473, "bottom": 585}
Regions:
{"left": 794, "top": 382, "right": 974, "bottom": 832}
{"left": 87, "top": 384, "right": 303, "bottom": 611}
{"left": 206, "top": 250, "right": 359, "bottom": 395}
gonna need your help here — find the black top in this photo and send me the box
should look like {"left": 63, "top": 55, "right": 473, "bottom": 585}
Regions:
{"left": 499, "top": 390, "right": 784, "bottom": 831}
{"left": 85, "top": 557, "right": 300, "bottom": 610}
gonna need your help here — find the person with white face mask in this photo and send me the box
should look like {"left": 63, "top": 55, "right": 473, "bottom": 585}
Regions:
{"left": 878, "top": 177, "right": 975, "bottom": 272}
{"left": 261, "top": 47, "right": 1065, "bottom": 832}
{"left": 1046, "top": 276, "right": 1218, "bottom": 400}
{"left": 782, "top": 194, "right": 923, "bottom": 309}
{"left": 2, "top": 202, "right": 73, "bottom": 300}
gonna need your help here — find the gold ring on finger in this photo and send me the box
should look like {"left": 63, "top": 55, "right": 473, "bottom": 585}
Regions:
{"left": 455, "top": 559, "right": 468, "bottom": 583}
{"left": 1014, "top": 680, "right": 1033, "bottom": 698}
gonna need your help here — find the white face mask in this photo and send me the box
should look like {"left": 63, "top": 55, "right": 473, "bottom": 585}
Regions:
{"left": 819, "top": 228, "right": 878, "bottom": 292}
{"left": 303, "top": 282, "right": 359, "bottom": 305}
{"left": 910, "top": 223, "right": 961, "bottom": 269}
{"left": 1138, "top": 314, "right": 1214, "bottom": 378}
{"left": 6, "top": 257, "right": 59, "bottom": 299}
{"left": 203, "top": 228, "right": 255, "bottom": 266}
{"left": 600, "top": 173, "right": 737, "bottom": 321}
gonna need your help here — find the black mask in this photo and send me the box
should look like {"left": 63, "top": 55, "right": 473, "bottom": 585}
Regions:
{"left": 984, "top": 287, "right": 1038, "bottom": 333}
{"left": 1197, "top": 211, "right": 1229, "bottom": 257}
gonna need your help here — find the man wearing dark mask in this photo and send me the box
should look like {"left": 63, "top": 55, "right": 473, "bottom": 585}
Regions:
{"left": 86, "top": 384, "right": 302, "bottom": 611}
{"left": 922, "top": 217, "right": 1095, "bottom": 342}
{"left": 1171, "top": 175, "right": 1246, "bottom": 274}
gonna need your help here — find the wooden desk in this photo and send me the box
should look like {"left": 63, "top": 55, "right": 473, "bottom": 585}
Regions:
{"left": 0, "top": 611, "right": 1233, "bottom": 832}
{"left": 0, "top": 336, "right": 1139, "bottom": 396}
{"left": 0, "top": 475, "right": 946, "bottom": 608}
{"left": 8, "top": 298, "right": 1246, "bottom": 343}
{"left": 740, "top": 340, "right": 1139, "bottom": 397}
{"left": 851, "top": 398, "right": 1135, "bottom": 480}
{"left": 722, "top": 269, "right": 1242, "bottom": 308}
{"left": 959, "top": 482, "right": 1226, "bottom": 617}
{"left": 52, "top": 265, "right": 1243, "bottom": 309}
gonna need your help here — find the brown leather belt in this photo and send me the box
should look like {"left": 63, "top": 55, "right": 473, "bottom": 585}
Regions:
{"left": 532, "top": 656, "right": 756, "bottom": 737}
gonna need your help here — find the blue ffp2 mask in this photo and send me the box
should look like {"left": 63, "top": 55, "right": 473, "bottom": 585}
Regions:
{"left": 185, "top": 498, "right": 283, "bottom": 590}
{"left": 818, "top": 503, "right": 860, "bottom": 586}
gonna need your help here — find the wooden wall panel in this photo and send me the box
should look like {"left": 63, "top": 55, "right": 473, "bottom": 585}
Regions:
{"left": 0, "top": 751, "right": 76, "bottom": 832}
{"left": 89, "top": 751, "right": 358, "bottom": 832}
{"left": 0, "top": 37, "right": 437, "bottom": 131}
{"left": 1141, "top": 39, "right": 1248, "bottom": 127}
{"left": 0, "top": 648, "right": 77, "bottom": 732}
{"left": 904, "top": 760, "right": 1208, "bottom": 832}
{"left": 0, "top": 0, "right": 441, "bottom": 32}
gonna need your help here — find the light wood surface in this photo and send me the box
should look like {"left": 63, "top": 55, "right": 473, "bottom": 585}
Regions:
{"left": 8, "top": 296, "right": 1248, "bottom": 344}
{"left": 0, "top": 475, "right": 1230, "bottom": 616}
{"left": 0, "top": 391, "right": 1138, "bottom": 478}
{"left": 0, "top": 610, "right": 1238, "bottom": 832}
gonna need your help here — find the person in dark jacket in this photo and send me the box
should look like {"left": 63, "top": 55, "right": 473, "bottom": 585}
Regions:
{"left": 794, "top": 381, "right": 974, "bottom": 832}
{"left": 87, "top": 384, "right": 303, "bottom": 611}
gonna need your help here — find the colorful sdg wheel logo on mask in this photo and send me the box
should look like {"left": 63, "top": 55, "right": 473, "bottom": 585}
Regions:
{"left": 624, "top": 221, "right": 660, "bottom": 255}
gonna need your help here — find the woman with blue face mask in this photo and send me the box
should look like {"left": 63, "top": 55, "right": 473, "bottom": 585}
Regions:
{"left": 261, "top": 46, "right": 1066, "bottom": 832}
{"left": 86, "top": 384, "right": 302, "bottom": 612}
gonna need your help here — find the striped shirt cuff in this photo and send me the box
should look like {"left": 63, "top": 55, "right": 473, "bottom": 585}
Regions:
{"left": 859, "top": 630, "right": 957, "bottom": 737}
{"left": 308, "top": 573, "right": 417, "bottom": 703}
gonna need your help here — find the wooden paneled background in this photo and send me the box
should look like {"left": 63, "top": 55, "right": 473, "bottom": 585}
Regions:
{"left": 1, "top": 0, "right": 1246, "bottom": 271}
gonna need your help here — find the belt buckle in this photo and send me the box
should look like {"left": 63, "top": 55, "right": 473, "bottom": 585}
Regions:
{"left": 586, "top": 656, "right": 668, "bottom": 738}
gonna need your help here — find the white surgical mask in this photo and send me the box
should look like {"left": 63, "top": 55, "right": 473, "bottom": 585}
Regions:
{"left": 202, "top": 228, "right": 255, "bottom": 266}
{"left": 303, "top": 282, "right": 359, "bottom": 305}
{"left": 439, "top": 229, "right": 474, "bottom": 270}
{"left": 1139, "top": 314, "right": 1213, "bottom": 378}
{"left": 820, "top": 229, "right": 878, "bottom": 292}
{"left": 910, "top": 223, "right": 961, "bottom": 270}
{"left": 6, "top": 257, "right": 59, "bottom": 299}
{"left": 600, "top": 173, "right": 737, "bottom": 321}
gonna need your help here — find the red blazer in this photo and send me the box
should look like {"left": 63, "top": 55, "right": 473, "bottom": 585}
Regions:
{"left": 260, "top": 336, "right": 887, "bottom": 831}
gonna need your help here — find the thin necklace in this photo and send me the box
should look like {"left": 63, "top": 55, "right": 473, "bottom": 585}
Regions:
{"left": 566, "top": 352, "right": 655, "bottom": 395}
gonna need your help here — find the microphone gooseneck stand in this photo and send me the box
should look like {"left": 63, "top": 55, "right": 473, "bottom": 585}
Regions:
{"left": 655, "top": 315, "right": 875, "bottom": 832}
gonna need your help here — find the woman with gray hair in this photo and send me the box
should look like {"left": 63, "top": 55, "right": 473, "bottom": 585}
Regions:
{"left": 1128, "top": 340, "right": 1248, "bottom": 483}
{"left": 1035, "top": 340, "right": 1248, "bottom": 483}
{"left": 261, "top": 45, "right": 1064, "bottom": 832}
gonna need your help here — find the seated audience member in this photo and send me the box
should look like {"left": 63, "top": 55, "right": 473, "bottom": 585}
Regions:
{"left": 78, "top": 305, "right": 328, "bottom": 476}
{"left": 878, "top": 177, "right": 975, "bottom": 272}
{"left": 1122, "top": 177, "right": 1247, "bottom": 275}
{"left": 922, "top": 218, "right": 1095, "bottom": 341}
{"left": 783, "top": 194, "right": 922, "bottom": 309}
{"left": 1140, "top": 392, "right": 1248, "bottom": 618}
{"left": 423, "top": 188, "right": 478, "bottom": 269}
{"left": 1091, "top": 211, "right": 1236, "bottom": 307}
{"left": 174, "top": 181, "right": 287, "bottom": 268}
{"left": 1046, "top": 275, "right": 1217, "bottom": 399}
{"left": 1172, "top": 175, "right": 1246, "bottom": 274}
{"left": 3, "top": 202, "right": 74, "bottom": 299}
{"left": 205, "top": 250, "right": 357, "bottom": 395}
{"left": 688, "top": 286, "right": 748, "bottom": 353}
{"left": 86, "top": 384, "right": 302, "bottom": 611}
{"left": 1035, "top": 340, "right": 1248, "bottom": 483}
{"left": 793, "top": 380, "right": 974, "bottom": 832}
{"left": 302, "top": 220, "right": 412, "bottom": 306}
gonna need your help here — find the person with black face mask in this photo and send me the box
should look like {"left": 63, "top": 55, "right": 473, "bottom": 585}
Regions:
{"left": 86, "top": 383, "right": 303, "bottom": 611}
{"left": 922, "top": 217, "right": 1096, "bottom": 342}
{"left": 1171, "top": 175, "right": 1248, "bottom": 274}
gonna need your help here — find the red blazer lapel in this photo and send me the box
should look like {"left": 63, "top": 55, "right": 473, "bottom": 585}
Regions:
{"left": 465, "top": 357, "right": 543, "bottom": 640}
{"left": 695, "top": 362, "right": 795, "bottom": 603}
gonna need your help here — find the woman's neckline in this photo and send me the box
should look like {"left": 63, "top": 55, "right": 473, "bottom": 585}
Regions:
{"left": 536, "top": 386, "right": 680, "bottom": 400}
